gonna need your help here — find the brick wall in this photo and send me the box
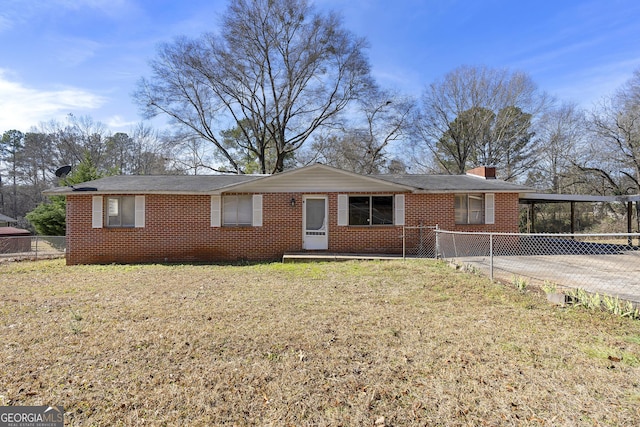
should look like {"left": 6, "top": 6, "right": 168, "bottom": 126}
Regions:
{"left": 65, "top": 192, "right": 520, "bottom": 264}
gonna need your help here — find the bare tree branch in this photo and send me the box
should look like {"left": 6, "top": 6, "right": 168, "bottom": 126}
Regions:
{"left": 134, "top": 0, "right": 372, "bottom": 174}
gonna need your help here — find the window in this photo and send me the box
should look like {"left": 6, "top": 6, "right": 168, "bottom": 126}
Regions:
{"left": 223, "top": 195, "right": 253, "bottom": 226}
{"left": 211, "top": 194, "right": 262, "bottom": 227}
{"left": 106, "top": 196, "right": 136, "bottom": 227}
{"left": 348, "top": 196, "right": 393, "bottom": 225}
{"left": 92, "top": 196, "right": 144, "bottom": 228}
{"left": 455, "top": 194, "right": 485, "bottom": 224}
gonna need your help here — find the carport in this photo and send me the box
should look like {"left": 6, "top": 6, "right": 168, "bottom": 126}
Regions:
{"left": 520, "top": 193, "right": 640, "bottom": 241}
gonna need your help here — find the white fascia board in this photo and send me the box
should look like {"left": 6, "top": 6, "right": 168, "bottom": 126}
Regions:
{"left": 520, "top": 193, "right": 640, "bottom": 203}
{"left": 219, "top": 163, "right": 415, "bottom": 193}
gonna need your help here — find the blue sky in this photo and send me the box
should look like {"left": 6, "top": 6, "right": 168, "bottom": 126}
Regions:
{"left": 1, "top": 0, "right": 639, "bottom": 133}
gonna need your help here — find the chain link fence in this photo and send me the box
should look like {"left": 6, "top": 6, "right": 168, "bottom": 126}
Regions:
{"left": 402, "top": 225, "right": 438, "bottom": 258}
{"left": 433, "top": 230, "right": 640, "bottom": 303}
{"left": 0, "top": 236, "right": 66, "bottom": 262}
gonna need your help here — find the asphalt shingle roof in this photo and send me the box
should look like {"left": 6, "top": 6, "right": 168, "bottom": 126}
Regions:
{"left": 44, "top": 174, "right": 263, "bottom": 195}
{"left": 374, "top": 174, "right": 532, "bottom": 193}
{"left": 43, "top": 166, "right": 533, "bottom": 195}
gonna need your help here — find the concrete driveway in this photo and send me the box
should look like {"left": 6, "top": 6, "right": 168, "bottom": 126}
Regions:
{"left": 451, "top": 252, "right": 640, "bottom": 304}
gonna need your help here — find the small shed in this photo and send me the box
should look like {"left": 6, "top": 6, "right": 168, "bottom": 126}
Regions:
{"left": 0, "top": 227, "right": 31, "bottom": 253}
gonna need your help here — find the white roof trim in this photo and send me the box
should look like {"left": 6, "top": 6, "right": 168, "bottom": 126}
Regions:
{"left": 520, "top": 193, "right": 640, "bottom": 203}
{"left": 219, "top": 163, "right": 415, "bottom": 193}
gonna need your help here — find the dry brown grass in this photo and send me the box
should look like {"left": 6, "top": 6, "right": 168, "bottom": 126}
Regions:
{"left": 0, "top": 259, "right": 639, "bottom": 426}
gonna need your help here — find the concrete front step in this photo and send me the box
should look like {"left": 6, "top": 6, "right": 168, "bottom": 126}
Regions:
{"left": 282, "top": 252, "right": 404, "bottom": 263}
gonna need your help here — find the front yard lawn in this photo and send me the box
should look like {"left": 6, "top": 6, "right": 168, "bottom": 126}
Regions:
{"left": 1, "top": 259, "right": 639, "bottom": 425}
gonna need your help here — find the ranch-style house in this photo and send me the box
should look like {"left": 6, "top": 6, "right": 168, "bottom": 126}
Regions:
{"left": 44, "top": 164, "right": 534, "bottom": 265}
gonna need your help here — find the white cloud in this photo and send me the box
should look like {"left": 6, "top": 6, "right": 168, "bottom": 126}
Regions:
{"left": 105, "top": 115, "right": 138, "bottom": 130}
{"left": 0, "top": 70, "right": 106, "bottom": 131}
{"left": 0, "top": 0, "right": 138, "bottom": 34}
{"left": 551, "top": 59, "right": 640, "bottom": 107}
{"left": 0, "top": 13, "right": 11, "bottom": 32}
{"left": 52, "top": 36, "right": 102, "bottom": 67}
{"left": 53, "top": 0, "right": 140, "bottom": 19}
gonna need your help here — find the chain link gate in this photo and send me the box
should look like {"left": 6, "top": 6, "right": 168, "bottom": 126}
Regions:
{"left": 402, "top": 225, "right": 439, "bottom": 258}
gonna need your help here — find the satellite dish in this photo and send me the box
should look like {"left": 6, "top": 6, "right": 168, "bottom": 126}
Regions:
{"left": 55, "top": 165, "right": 72, "bottom": 178}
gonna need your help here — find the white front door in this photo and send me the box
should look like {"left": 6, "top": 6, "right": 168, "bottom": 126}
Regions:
{"left": 303, "top": 195, "right": 328, "bottom": 250}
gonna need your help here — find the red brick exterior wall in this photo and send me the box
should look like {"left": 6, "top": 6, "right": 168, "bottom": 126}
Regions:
{"left": 65, "top": 192, "right": 520, "bottom": 264}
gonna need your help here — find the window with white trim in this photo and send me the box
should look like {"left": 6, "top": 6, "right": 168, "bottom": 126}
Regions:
{"left": 223, "top": 195, "right": 253, "bottom": 226}
{"left": 455, "top": 193, "right": 489, "bottom": 224}
{"left": 348, "top": 195, "right": 394, "bottom": 225}
{"left": 92, "top": 195, "right": 144, "bottom": 228}
{"left": 106, "top": 196, "right": 136, "bottom": 227}
{"left": 211, "top": 195, "right": 263, "bottom": 227}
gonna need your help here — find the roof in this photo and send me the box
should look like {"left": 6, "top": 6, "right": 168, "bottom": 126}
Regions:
{"left": 520, "top": 193, "right": 640, "bottom": 204}
{"left": 374, "top": 174, "right": 533, "bottom": 193}
{"left": 44, "top": 174, "right": 262, "bottom": 195}
{"left": 0, "top": 227, "right": 30, "bottom": 236}
{"left": 0, "top": 213, "right": 17, "bottom": 223}
{"left": 43, "top": 164, "right": 535, "bottom": 196}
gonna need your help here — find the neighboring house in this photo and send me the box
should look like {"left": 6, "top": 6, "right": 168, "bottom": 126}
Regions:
{"left": 0, "top": 213, "right": 17, "bottom": 227}
{"left": 43, "top": 164, "right": 534, "bottom": 265}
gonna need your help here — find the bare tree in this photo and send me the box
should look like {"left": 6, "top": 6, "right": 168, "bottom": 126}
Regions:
{"left": 129, "top": 123, "right": 171, "bottom": 175}
{"left": 414, "top": 65, "right": 549, "bottom": 180}
{"left": 99, "top": 124, "right": 169, "bottom": 175}
{"left": 161, "top": 133, "right": 217, "bottom": 175}
{"left": 583, "top": 69, "right": 640, "bottom": 195}
{"left": 40, "top": 115, "right": 111, "bottom": 171}
{"left": 530, "top": 102, "right": 586, "bottom": 192}
{"left": 21, "top": 131, "right": 56, "bottom": 205}
{"left": 311, "top": 89, "right": 415, "bottom": 174}
{"left": 135, "top": 0, "right": 372, "bottom": 174}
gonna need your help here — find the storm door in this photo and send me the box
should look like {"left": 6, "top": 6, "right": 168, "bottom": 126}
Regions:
{"left": 303, "top": 196, "right": 328, "bottom": 250}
